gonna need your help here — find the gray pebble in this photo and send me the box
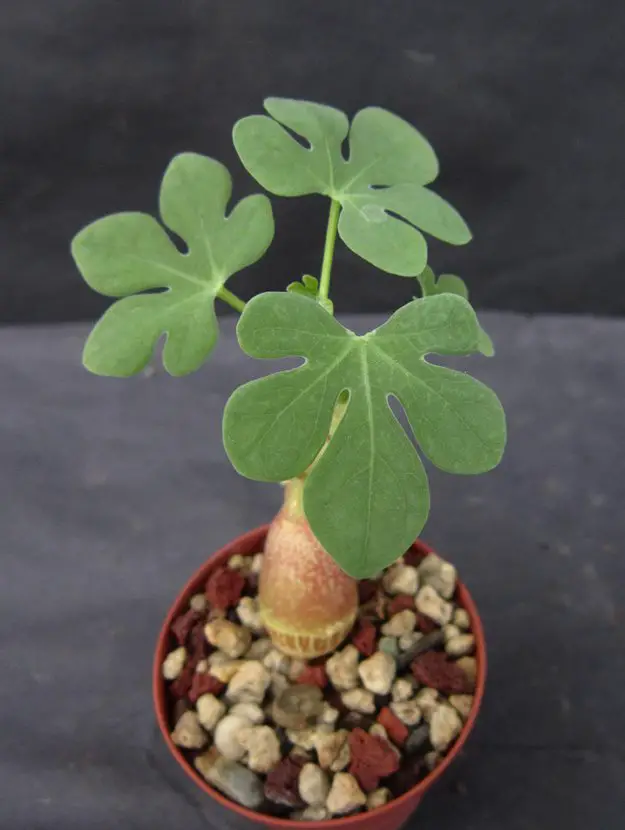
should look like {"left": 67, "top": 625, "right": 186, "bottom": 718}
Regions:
{"left": 397, "top": 630, "right": 445, "bottom": 671}
{"left": 195, "top": 753, "right": 264, "bottom": 809}
{"left": 379, "top": 637, "right": 400, "bottom": 658}
{"left": 405, "top": 723, "right": 431, "bottom": 756}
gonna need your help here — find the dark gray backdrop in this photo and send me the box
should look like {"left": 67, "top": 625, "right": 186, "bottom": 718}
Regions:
{"left": 1, "top": 0, "right": 624, "bottom": 323}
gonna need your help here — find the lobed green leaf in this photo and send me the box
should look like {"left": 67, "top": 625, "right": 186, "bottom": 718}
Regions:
{"left": 223, "top": 291, "right": 506, "bottom": 578}
{"left": 72, "top": 153, "right": 274, "bottom": 376}
{"left": 233, "top": 98, "right": 471, "bottom": 276}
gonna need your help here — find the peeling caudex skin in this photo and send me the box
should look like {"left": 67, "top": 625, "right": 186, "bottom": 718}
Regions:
{"left": 72, "top": 97, "right": 507, "bottom": 659}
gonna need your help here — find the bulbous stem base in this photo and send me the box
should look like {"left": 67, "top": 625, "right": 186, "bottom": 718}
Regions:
{"left": 259, "top": 479, "right": 358, "bottom": 659}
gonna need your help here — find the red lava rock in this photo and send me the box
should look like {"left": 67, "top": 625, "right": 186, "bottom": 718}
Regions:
{"left": 205, "top": 566, "right": 245, "bottom": 611}
{"left": 351, "top": 619, "right": 377, "bottom": 657}
{"left": 403, "top": 548, "right": 425, "bottom": 567}
{"left": 188, "top": 671, "right": 226, "bottom": 703}
{"left": 189, "top": 621, "right": 210, "bottom": 661}
{"left": 264, "top": 755, "right": 306, "bottom": 808}
{"left": 296, "top": 665, "right": 328, "bottom": 689}
{"left": 170, "top": 609, "right": 201, "bottom": 646}
{"left": 348, "top": 728, "right": 400, "bottom": 792}
{"left": 169, "top": 663, "right": 194, "bottom": 699}
{"left": 388, "top": 595, "right": 416, "bottom": 616}
{"left": 358, "top": 580, "right": 380, "bottom": 604}
{"left": 411, "top": 651, "right": 473, "bottom": 695}
{"left": 378, "top": 707, "right": 409, "bottom": 747}
{"left": 416, "top": 613, "right": 438, "bottom": 634}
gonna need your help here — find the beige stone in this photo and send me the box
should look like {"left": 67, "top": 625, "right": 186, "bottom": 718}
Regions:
{"left": 298, "top": 763, "right": 330, "bottom": 806}
{"left": 171, "top": 710, "right": 208, "bottom": 750}
{"left": 415, "top": 585, "right": 453, "bottom": 626}
{"left": 326, "top": 773, "right": 367, "bottom": 815}
{"left": 382, "top": 610, "right": 416, "bottom": 638}
{"left": 326, "top": 646, "right": 360, "bottom": 691}
{"left": 449, "top": 693, "right": 474, "bottom": 720}
{"left": 445, "top": 633, "right": 476, "bottom": 658}
{"left": 390, "top": 700, "right": 422, "bottom": 726}
{"left": 227, "top": 661, "right": 271, "bottom": 704}
{"left": 358, "top": 651, "right": 396, "bottom": 696}
{"left": 196, "top": 693, "right": 227, "bottom": 732}
{"left": 430, "top": 703, "right": 463, "bottom": 751}
{"left": 204, "top": 619, "right": 252, "bottom": 658}
{"left": 383, "top": 563, "right": 419, "bottom": 596}
{"left": 418, "top": 553, "right": 457, "bottom": 599}
{"left": 367, "top": 788, "right": 392, "bottom": 811}
{"left": 162, "top": 646, "right": 187, "bottom": 680}
{"left": 341, "top": 688, "right": 376, "bottom": 714}
{"left": 238, "top": 725, "right": 282, "bottom": 774}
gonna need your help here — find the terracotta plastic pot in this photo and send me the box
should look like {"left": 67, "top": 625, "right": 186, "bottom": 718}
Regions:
{"left": 153, "top": 525, "right": 487, "bottom": 830}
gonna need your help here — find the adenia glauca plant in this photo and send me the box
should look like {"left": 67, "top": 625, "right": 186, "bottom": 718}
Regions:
{"left": 72, "top": 98, "right": 506, "bottom": 661}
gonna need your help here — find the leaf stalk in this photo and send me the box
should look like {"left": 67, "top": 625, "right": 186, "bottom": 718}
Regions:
{"left": 318, "top": 199, "right": 341, "bottom": 309}
{"left": 217, "top": 286, "right": 246, "bottom": 313}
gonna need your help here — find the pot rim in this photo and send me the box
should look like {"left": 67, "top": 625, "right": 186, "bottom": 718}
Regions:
{"left": 153, "top": 524, "right": 487, "bottom": 829}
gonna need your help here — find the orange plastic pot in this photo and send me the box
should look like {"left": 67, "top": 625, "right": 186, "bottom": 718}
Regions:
{"left": 153, "top": 526, "right": 487, "bottom": 830}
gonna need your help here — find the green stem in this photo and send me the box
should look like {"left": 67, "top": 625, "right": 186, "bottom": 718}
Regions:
{"left": 318, "top": 199, "right": 341, "bottom": 307}
{"left": 217, "top": 286, "right": 246, "bottom": 313}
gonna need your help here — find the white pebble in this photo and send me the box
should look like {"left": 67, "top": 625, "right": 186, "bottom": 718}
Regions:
{"left": 444, "top": 623, "right": 461, "bottom": 641}
{"left": 414, "top": 687, "right": 439, "bottom": 722}
{"left": 204, "top": 619, "right": 252, "bottom": 658}
{"left": 341, "top": 688, "right": 376, "bottom": 714}
{"left": 382, "top": 610, "right": 416, "bottom": 638}
{"left": 229, "top": 702, "right": 265, "bottom": 725}
{"left": 228, "top": 554, "right": 250, "bottom": 571}
{"left": 162, "top": 646, "right": 187, "bottom": 680}
{"left": 445, "top": 633, "right": 476, "bottom": 658}
{"left": 214, "top": 714, "right": 253, "bottom": 761}
{"left": 430, "top": 703, "right": 463, "bottom": 751}
{"left": 453, "top": 607, "right": 471, "bottom": 630}
{"left": 196, "top": 693, "right": 226, "bottom": 732}
{"left": 250, "top": 553, "right": 264, "bottom": 574}
{"left": 326, "top": 645, "right": 360, "bottom": 691}
{"left": 238, "top": 725, "right": 282, "bottom": 773}
{"left": 314, "top": 730, "right": 350, "bottom": 771}
{"left": 369, "top": 723, "right": 388, "bottom": 740}
{"left": 358, "top": 651, "right": 396, "bottom": 696}
{"left": 209, "top": 657, "right": 245, "bottom": 683}
{"left": 415, "top": 585, "right": 453, "bottom": 626}
{"left": 237, "top": 597, "right": 265, "bottom": 634}
{"left": 299, "top": 763, "right": 330, "bottom": 806}
{"left": 390, "top": 700, "right": 422, "bottom": 726}
{"left": 318, "top": 702, "right": 340, "bottom": 727}
{"left": 326, "top": 773, "right": 367, "bottom": 815}
{"left": 418, "top": 553, "right": 457, "bottom": 599}
{"left": 287, "top": 728, "right": 319, "bottom": 751}
{"left": 367, "top": 788, "right": 392, "bottom": 811}
{"left": 383, "top": 563, "right": 419, "bottom": 596}
{"left": 263, "top": 648, "right": 291, "bottom": 675}
{"left": 189, "top": 593, "right": 207, "bottom": 612}
{"left": 292, "top": 806, "right": 329, "bottom": 821}
{"left": 392, "top": 677, "right": 415, "bottom": 702}
{"left": 227, "top": 661, "right": 271, "bottom": 704}
{"left": 449, "top": 694, "right": 474, "bottom": 720}
{"left": 171, "top": 710, "right": 208, "bottom": 749}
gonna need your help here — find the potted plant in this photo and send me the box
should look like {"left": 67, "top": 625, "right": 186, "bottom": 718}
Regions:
{"left": 71, "top": 98, "right": 506, "bottom": 829}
